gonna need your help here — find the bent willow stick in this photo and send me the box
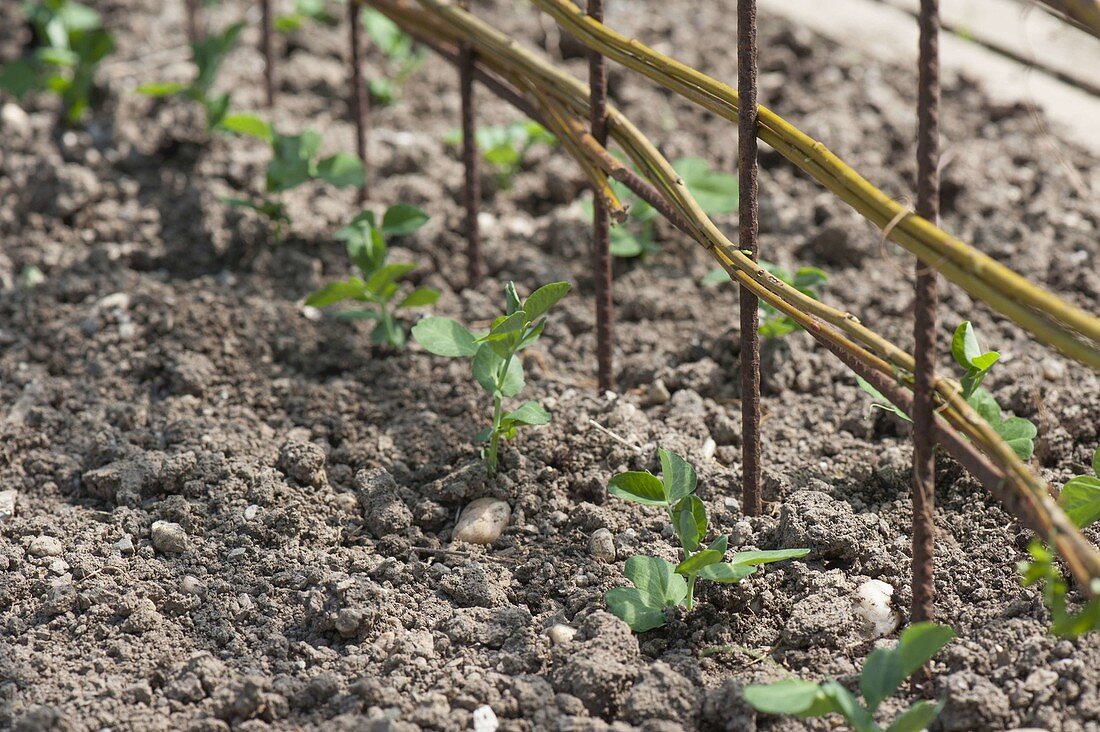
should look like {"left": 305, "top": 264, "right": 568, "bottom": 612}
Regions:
{"left": 365, "top": 0, "right": 1100, "bottom": 591}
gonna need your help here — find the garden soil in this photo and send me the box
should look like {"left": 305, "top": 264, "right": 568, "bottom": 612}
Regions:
{"left": 1, "top": 0, "right": 1099, "bottom": 730}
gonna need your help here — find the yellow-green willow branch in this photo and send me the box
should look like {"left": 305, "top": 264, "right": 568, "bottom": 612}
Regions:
{"left": 529, "top": 0, "right": 1100, "bottom": 369}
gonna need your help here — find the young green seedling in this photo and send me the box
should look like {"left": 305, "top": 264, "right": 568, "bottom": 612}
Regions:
{"left": 605, "top": 449, "right": 808, "bottom": 632}
{"left": 306, "top": 205, "right": 437, "bottom": 348}
{"left": 137, "top": 21, "right": 248, "bottom": 132}
{"left": 221, "top": 123, "right": 366, "bottom": 241}
{"left": 1019, "top": 445, "right": 1100, "bottom": 637}
{"left": 362, "top": 8, "right": 427, "bottom": 105}
{"left": 445, "top": 121, "right": 557, "bottom": 189}
{"left": 702, "top": 259, "right": 828, "bottom": 339}
{"left": 411, "top": 281, "right": 571, "bottom": 473}
{"left": 743, "top": 622, "right": 956, "bottom": 732}
{"left": 0, "top": 0, "right": 115, "bottom": 124}
{"left": 855, "top": 321, "right": 1036, "bottom": 460}
{"left": 275, "top": 0, "right": 337, "bottom": 33}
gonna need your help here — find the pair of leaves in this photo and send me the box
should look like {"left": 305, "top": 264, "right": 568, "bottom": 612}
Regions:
{"left": 605, "top": 555, "right": 687, "bottom": 633}
{"left": 266, "top": 130, "right": 365, "bottom": 192}
{"left": 951, "top": 321, "right": 1000, "bottom": 400}
{"left": 338, "top": 204, "right": 428, "bottom": 275}
{"left": 743, "top": 623, "right": 954, "bottom": 732}
{"left": 1019, "top": 540, "right": 1100, "bottom": 637}
{"left": 674, "top": 157, "right": 739, "bottom": 215}
{"left": 966, "top": 388, "right": 1036, "bottom": 461}
{"left": 474, "top": 401, "right": 551, "bottom": 442}
{"left": 444, "top": 121, "right": 556, "bottom": 186}
{"left": 701, "top": 260, "right": 827, "bottom": 341}
{"left": 607, "top": 448, "right": 698, "bottom": 508}
{"left": 1058, "top": 446, "right": 1100, "bottom": 530}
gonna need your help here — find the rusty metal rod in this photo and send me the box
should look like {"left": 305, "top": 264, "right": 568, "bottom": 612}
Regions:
{"left": 912, "top": 0, "right": 941, "bottom": 626}
{"left": 459, "top": 0, "right": 482, "bottom": 287}
{"left": 348, "top": 0, "right": 369, "bottom": 203}
{"left": 738, "top": 0, "right": 762, "bottom": 516}
{"left": 588, "top": 0, "right": 614, "bottom": 393}
{"left": 261, "top": 0, "right": 275, "bottom": 107}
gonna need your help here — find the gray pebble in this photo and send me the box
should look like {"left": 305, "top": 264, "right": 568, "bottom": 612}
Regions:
{"left": 29, "top": 535, "right": 63, "bottom": 557}
{"left": 151, "top": 520, "right": 189, "bottom": 553}
{"left": 589, "top": 528, "right": 617, "bottom": 563}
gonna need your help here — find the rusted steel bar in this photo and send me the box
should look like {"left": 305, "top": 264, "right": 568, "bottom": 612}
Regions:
{"left": 261, "top": 0, "right": 275, "bottom": 107}
{"left": 348, "top": 0, "right": 369, "bottom": 203}
{"left": 912, "top": 0, "right": 941, "bottom": 626}
{"left": 588, "top": 0, "right": 614, "bottom": 393}
{"left": 459, "top": 0, "right": 482, "bottom": 287}
{"left": 184, "top": 0, "right": 201, "bottom": 44}
{"left": 738, "top": 0, "right": 762, "bottom": 517}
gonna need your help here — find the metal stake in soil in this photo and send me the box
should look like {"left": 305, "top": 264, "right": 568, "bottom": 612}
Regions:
{"left": 459, "top": 0, "right": 482, "bottom": 287}
{"left": 588, "top": 0, "right": 614, "bottom": 393}
{"left": 348, "top": 0, "right": 369, "bottom": 203}
{"left": 911, "top": 0, "right": 941, "bottom": 626}
{"left": 184, "top": 0, "right": 201, "bottom": 44}
{"left": 260, "top": 0, "right": 275, "bottom": 107}
{"left": 738, "top": 0, "right": 762, "bottom": 517}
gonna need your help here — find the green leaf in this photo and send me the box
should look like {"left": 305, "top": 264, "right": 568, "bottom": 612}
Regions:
{"left": 411, "top": 317, "right": 478, "bottom": 357}
{"left": 625, "top": 555, "right": 688, "bottom": 609}
{"left": 486, "top": 310, "right": 527, "bottom": 339}
{"left": 967, "top": 388, "right": 1036, "bottom": 460}
{"left": 316, "top": 153, "right": 366, "bottom": 188}
{"left": 397, "top": 287, "right": 439, "bottom": 309}
{"left": 742, "top": 679, "right": 835, "bottom": 717}
{"left": 504, "top": 282, "right": 523, "bottom": 315}
{"left": 522, "top": 281, "right": 571, "bottom": 322}
{"left": 500, "top": 355, "right": 524, "bottom": 397}
{"left": 792, "top": 267, "right": 829, "bottom": 290}
{"left": 606, "top": 587, "right": 668, "bottom": 632}
{"left": 675, "top": 495, "right": 707, "bottom": 553}
{"left": 609, "top": 228, "right": 647, "bottom": 258}
{"left": 856, "top": 375, "right": 912, "bottom": 423}
{"left": 0, "top": 60, "right": 42, "bottom": 98}
{"left": 673, "top": 157, "right": 739, "bottom": 215}
{"left": 659, "top": 448, "right": 697, "bottom": 503}
{"left": 1060, "top": 476, "right": 1100, "bottom": 530}
{"left": 729, "top": 548, "right": 810, "bottom": 566}
{"left": 707, "top": 534, "right": 729, "bottom": 554}
{"left": 364, "top": 263, "right": 415, "bottom": 297}
{"left": 503, "top": 401, "right": 551, "bottom": 427}
{"left": 697, "top": 562, "right": 756, "bottom": 583}
{"left": 701, "top": 267, "right": 732, "bottom": 286}
{"left": 305, "top": 278, "right": 368, "bottom": 308}
{"left": 675, "top": 549, "right": 723, "bottom": 575}
{"left": 471, "top": 344, "right": 502, "bottom": 394}
{"left": 887, "top": 700, "right": 944, "bottom": 732}
{"left": 267, "top": 130, "right": 321, "bottom": 192}
{"left": 380, "top": 203, "right": 429, "bottom": 235}
{"left": 136, "top": 80, "right": 186, "bottom": 97}
{"left": 860, "top": 623, "right": 955, "bottom": 712}
{"left": 607, "top": 471, "right": 667, "bottom": 506}
{"left": 1093, "top": 446, "right": 1100, "bottom": 477}
{"left": 951, "top": 321, "right": 989, "bottom": 370}
{"left": 219, "top": 113, "right": 273, "bottom": 141}
{"left": 820, "top": 680, "right": 877, "bottom": 732}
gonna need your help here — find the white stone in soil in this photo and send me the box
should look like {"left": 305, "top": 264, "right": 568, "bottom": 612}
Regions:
{"left": 588, "top": 528, "right": 616, "bottom": 563}
{"left": 29, "top": 535, "right": 63, "bottom": 557}
{"left": 547, "top": 624, "right": 577, "bottom": 645}
{"left": 452, "top": 497, "right": 511, "bottom": 545}
{"left": 151, "top": 520, "right": 189, "bottom": 553}
{"left": 854, "top": 578, "right": 900, "bottom": 639}
{"left": 0, "top": 490, "right": 16, "bottom": 522}
{"left": 472, "top": 705, "right": 499, "bottom": 732}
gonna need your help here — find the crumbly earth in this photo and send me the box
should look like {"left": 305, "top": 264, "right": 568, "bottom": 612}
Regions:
{"left": 1, "top": 0, "right": 1099, "bottom": 730}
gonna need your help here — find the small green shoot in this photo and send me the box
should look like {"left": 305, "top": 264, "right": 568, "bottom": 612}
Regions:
{"left": 743, "top": 622, "right": 955, "bottom": 732}
{"left": 362, "top": 8, "right": 426, "bottom": 105}
{"left": 702, "top": 260, "right": 827, "bottom": 339}
{"left": 855, "top": 321, "right": 1036, "bottom": 460}
{"left": 605, "top": 449, "right": 808, "bottom": 632}
{"left": 445, "top": 121, "right": 557, "bottom": 188}
{"left": 0, "top": 0, "right": 115, "bottom": 124}
{"left": 137, "top": 21, "right": 247, "bottom": 132}
{"left": 1019, "top": 445, "right": 1100, "bottom": 637}
{"left": 221, "top": 124, "right": 365, "bottom": 240}
{"left": 275, "top": 0, "right": 337, "bottom": 32}
{"left": 306, "top": 205, "right": 436, "bottom": 348}
{"left": 855, "top": 374, "right": 911, "bottom": 423}
{"left": 411, "top": 281, "right": 571, "bottom": 473}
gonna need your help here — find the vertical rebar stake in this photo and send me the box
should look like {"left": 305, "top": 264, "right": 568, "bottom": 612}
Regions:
{"left": 912, "top": 0, "right": 941, "bottom": 625}
{"left": 738, "top": 0, "right": 762, "bottom": 517}
{"left": 261, "top": 0, "right": 275, "bottom": 107}
{"left": 184, "top": 0, "right": 201, "bottom": 45}
{"left": 348, "top": 0, "right": 369, "bottom": 203}
{"left": 588, "top": 0, "right": 614, "bottom": 393}
{"left": 459, "top": 0, "right": 482, "bottom": 287}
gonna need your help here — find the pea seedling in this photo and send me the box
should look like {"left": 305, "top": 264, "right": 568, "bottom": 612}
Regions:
{"left": 411, "top": 281, "right": 571, "bottom": 473}
{"left": 743, "top": 622, "right": 955, "bottom": 732}
{"left": 138, "top": 21, "right": 248, "bottom": 132}
{"left": 0, "top": 0, "right": 115, "bottom": 124}
{"left": 1019, "top": 445, "right": 1100, "bottom": 637}
{"left": 306, "top": 205, "right": 437, "bottom": 348}
{"left": 856, "top": 321, "right": 1037, "bottom": 460}
{"left": 445, "top": 121, "right": 557, "bottom": 188}
{"left": 362, "top": 8, "right": 427, "bottom": 105}
{"left": 605, "top": 449, "right": 808, "bottom": 632}
{"left": 702, "top": 260, "right": 828, "bottom": 339}
{"left": 222, "top": 123, "right": 366, "bottom": 240}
